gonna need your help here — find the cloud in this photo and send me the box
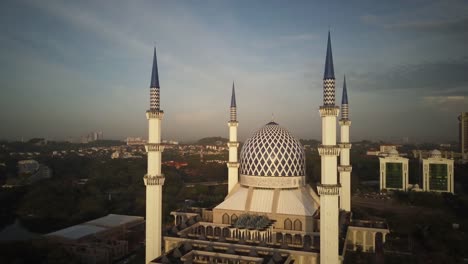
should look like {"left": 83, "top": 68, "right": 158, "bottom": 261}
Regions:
{"left": 360, "top": 0, "right": 468, "bottom": 37}
{"left": 423, "top": 95, "right": 465, "bottom": 104}
{"left": 384, "top": 18, "right": 468, "bottom": 34}
{"left": 280, "top": 33, "right": 318, "bottom": 41}
{"left": 360, "top": 14, "right": 380, "bottom": 25}
{"left": 421, "top": 95, "right": 468, "bottom": 112}
{"left": 25, "top": 0, "right": 150, "bottom": 54}
{"left": 358, "top": 58, "right": 468, "bottom": 96}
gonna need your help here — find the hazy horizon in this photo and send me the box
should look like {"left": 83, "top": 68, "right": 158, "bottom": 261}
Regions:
{"left": 1, "top": 0, "right": 467, "bottom": 143}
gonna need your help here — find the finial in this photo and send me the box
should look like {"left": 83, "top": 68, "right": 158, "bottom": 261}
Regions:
{"left": 150, "top": 46, "right": 160, "bottom": 88}
{"left": 323, "top": 31, "right": 335, "bottom": 80}
{"left": 342, "top": 75, "right": 348, "bottom": 105}
{"left": 231, "top": 81, "right": 236, "bottom": 108}
{"left": 341, "top": 75, "right": 349, "bottom": 120}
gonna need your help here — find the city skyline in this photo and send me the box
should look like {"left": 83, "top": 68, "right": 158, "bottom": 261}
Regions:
{"left": 1, "top": 0, "right": 467, "bottom": 142}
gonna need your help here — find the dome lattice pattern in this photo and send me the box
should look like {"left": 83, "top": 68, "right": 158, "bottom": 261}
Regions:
{"left": 240, "top": 122, "right": 306, "bottom": 177}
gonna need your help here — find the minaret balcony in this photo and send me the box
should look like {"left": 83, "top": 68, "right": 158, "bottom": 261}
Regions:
{"left": 144, "top": 174, "right": 165, "bottom": 186}
{"left": 339, "top": 120, "right": 352, "bottom": 126}
{"left": 227, "top": 162, "right": 240, "bottom": 168}
{"left": 145, "top": 143, "right": 165, "bottom": 152}
{"left": 146, "top": 110, "right": 164, "bottom": 119}
{"left": 228, "top": 121, "right": 239, "bottom": 127}
{"left": 317, "top": 145, "right": 341, "bottom": 156}
{"left": 317, "top": 184, "right": 341, "bottom": 196}
{"left": 338, "top": 165, "right": 352, "bottom": 172}
{"left": 319, "top": 106, "right": 339, "bottom": 117}
{"left": 227, "top": 142, "right": 240, "bottom": 148}
{"left": 338, "top": 143, "right": 352, "bottom": 149}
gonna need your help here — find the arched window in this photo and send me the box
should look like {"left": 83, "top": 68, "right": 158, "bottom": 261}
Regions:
{"left": 214, "top": 227, "right": 221, "bottom": 236}
{"left": 294, "top": 219, "right": 302, "bottom": 231}
{"left": 206, "top": 226, "right": 213, "bottom": 236}
{"left": 276, "top": 233, "right": 283, "bottom": 243}
{"left": 284, "top": 218, "right": 292, "bottom": 230}
{"left": 222, "top": 213, "right": 230, "bottom": 224}
{"left": 294, "top": 234, "right": 302, "bottom": 245}
{"left": 303, "top": 235, "right": 312, "bottom": 248}
{"left": 231, "top": 214, "right": 238, "bottom": 224}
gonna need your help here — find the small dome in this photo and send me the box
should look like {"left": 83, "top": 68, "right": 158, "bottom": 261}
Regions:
{"left": 388, "top": 149, "right": 399, "bottom": 157}
{"left": 431, "top": 149, "right": 442, "bottom": 158}
{"left": 240, "top": 122, "right": 306, "bottom": 177}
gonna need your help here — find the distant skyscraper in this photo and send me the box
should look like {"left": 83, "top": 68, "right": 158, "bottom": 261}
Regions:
{"left": 459, "top": 112, "right": 468, "bottom": 155}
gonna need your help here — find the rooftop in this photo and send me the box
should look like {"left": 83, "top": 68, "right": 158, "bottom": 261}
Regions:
{"left": 46, "top": 224, "right": 106, "bottom": 240}
{"left": 46, "top": 214, "right": 144, "bottom": 241}
{"left": 85, "top": 214, "right": 144, "bottom": 228}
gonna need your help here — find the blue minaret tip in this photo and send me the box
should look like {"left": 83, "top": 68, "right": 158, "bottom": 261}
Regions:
{"left": 231, "top": 81, "right": 236, "bottom": 107}
{"left": 342, "top": 75, "right": 348, "bottom": 104}
{"left": 150, "top": 46, "right": 160, "bottom": 88}
{"left": 323, "top": 31, "right": 335, "bottom": 80}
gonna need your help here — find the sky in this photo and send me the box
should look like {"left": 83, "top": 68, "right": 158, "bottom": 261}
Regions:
{"left": 0, "top": 0, "right": 467, "bottom": 143}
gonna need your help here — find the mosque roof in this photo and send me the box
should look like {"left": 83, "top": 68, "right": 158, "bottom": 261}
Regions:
{"left": 215, "top": 186, "right": 318, "bottom": 216}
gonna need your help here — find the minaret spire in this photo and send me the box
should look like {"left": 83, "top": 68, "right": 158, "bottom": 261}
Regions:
{"left": 341, "top": 75, "right": 349, "bottom": 119}
{"left": 324, "top": 31, "right": 335, "bottom": 80}
{"left": 150, "top": 47, "right": 160, "bottom": 110}
{"left": 227, "top": 82, "right": 239, "bottom": 194}
{"left": 145, "top": 46, "right": 165, "bottom": 263}
{"left": 339, "top": 75, "right": 352, "bottom": 212}
{"left": 231, "top": 82, "right": 236, "bottom": 108}
{"left": 230, "top": 82, "right": 237, "bottom": 121}
{"left": 323, "top": 31, "right": 336, "bottom": 106}
{"left": 318, "top": 31, "right": 341, "bottom": 264}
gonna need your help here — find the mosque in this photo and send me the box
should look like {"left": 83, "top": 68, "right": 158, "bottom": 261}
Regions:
{"left": 143, "top": 32, "right": 389, "bottom": 264}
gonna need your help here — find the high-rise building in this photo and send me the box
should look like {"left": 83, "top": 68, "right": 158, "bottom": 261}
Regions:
{"left": 459, "top": 112, "right": 468, "bottom": 155}
{"left": 379, "top": 149, "right": 409, "bottom": 191}
{"left": 422, "top": 150, "right": 454, "bottom": 193}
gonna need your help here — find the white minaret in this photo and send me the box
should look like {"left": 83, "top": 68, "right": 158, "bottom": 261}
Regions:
{"left": 339, "top": 76, "right": 352, "bottom": 212}
{"left": 227, "top": 82, "right": 239, "bottom": 194}
{"left": 144, "top": 47, "right": 164, "bottom": 263}
{"left": 317, "top": 31, "right": 341, "bottom": 264}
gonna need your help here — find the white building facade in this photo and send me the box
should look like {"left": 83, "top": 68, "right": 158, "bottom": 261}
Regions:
{"left": 422, "top": 150, "right": 454, "bottom": 194}
{"left": 379, "top": 149, "right": 409, "bottom": 191}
